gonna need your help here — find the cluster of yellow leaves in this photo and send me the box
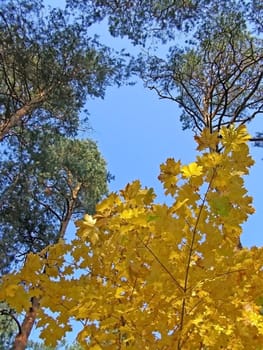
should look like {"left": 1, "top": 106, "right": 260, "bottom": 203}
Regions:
{"left": 0, "top": 125, "right": 262, "bottom": 349}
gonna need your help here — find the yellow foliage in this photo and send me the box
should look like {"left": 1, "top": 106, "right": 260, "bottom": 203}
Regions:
{"left": 194, "top": 127, "right": 219, "bottom": 151}
{"left": 158, "top": 158, "right": 181, "bottom": 195}
{"left": 1, "top": 125, "right": 263, "bottom": 349}
{"left": 181, "top": 162, "right": 203, "bottom": 178}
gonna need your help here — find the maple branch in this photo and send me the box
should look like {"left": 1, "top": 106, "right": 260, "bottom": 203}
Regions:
{"left": 178, "top": 169, "right": 216, "bottom": 348}
{"left": 140, "top": 238, "right": 184, "bottom": 293}
{"left": 130, "top": 277, "right": 138, "bottom": 301}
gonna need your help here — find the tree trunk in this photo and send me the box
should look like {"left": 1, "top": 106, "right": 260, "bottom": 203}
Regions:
{"left": 12, "top": 179, "right": 81, "bottom": 349}
{"left": 12, "top": 297, "right": 39, "bottom": 350}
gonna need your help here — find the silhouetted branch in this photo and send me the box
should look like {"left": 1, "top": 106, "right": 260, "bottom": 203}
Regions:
{"left": 0, "top": 309, "right": 22, "bottom": 334}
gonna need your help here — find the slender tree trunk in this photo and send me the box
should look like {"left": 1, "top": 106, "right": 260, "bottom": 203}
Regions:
{"left": 12, "top": 297, "right": 39, "bottom": 350}
{"left": 12, "top": 181, "right": 81, "bottom": 349}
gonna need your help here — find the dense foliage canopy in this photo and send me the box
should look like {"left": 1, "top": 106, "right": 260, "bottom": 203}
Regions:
{"left": 0, "top": 0, "right": 124, "bottom": 140}
{"left": 0, "top": 0, "right": 263, "bottom": 349}
{"left": 0, "top": 131, "right": 109, "bottom": 274}
{"left": 0, "top": 0, "right": 124, "bottom": 274}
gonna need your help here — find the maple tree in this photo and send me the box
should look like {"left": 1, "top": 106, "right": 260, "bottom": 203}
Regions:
{"left": 1, "top": 125, "right": 262, "bottom": 349}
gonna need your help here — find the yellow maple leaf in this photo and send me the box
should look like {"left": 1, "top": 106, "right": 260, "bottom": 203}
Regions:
{"left": 4, "top": 284, "right": 19, "bottom": 298}
{"left": 181, "top": 162, "right": 203, "bottom": 178}
{"left": 158, "top": 158, "right": 181, "bottom": 195}
{"left": 195, "top": 128, "right": 219, "bottom": 151}
{"left": 172, "top": 198, "right": 189, "bottom": 212}
{"left": 83, "top": 214, "right": 97, "bottom": 226}
{"left": 26, "top": 252, "right": 42, "bottom": 271}
{"left": 120, "top": 180, "right": 141, "bottom": 200}
{"left": 220, "top": 125, "right": 251, "bottom": 150}
{"left": 90, "top": 345, "right": 102, "bottom": 350}
{"left": 75, "top": 214, "right": 97, "bottom": 241}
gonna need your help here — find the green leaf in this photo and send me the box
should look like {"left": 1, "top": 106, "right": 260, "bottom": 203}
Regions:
{"left": 210, "top": 196, "right": 231, "bottom": 217}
